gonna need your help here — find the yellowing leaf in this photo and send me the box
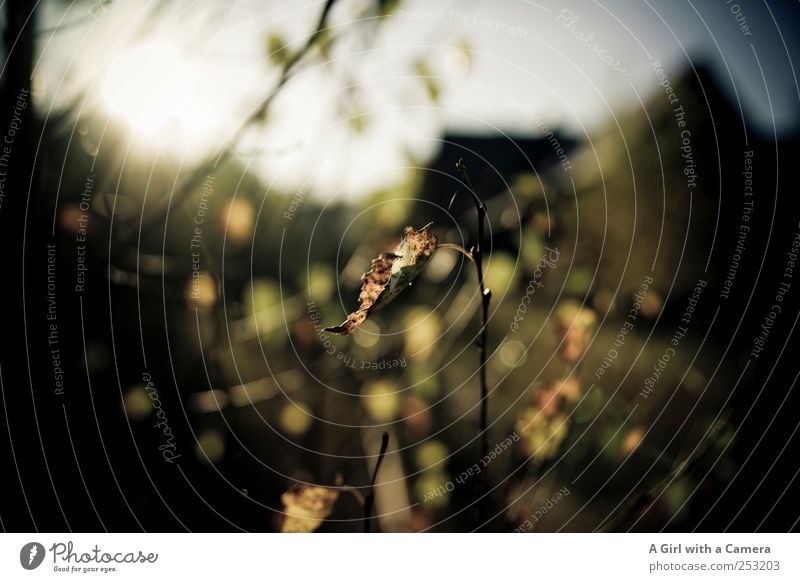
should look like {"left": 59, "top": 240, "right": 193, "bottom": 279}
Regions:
{"left": 280, "top": 485, "right": 339, "bottom": 533}
{"left": 325, "top": 225, "right": 438, "bottom": 335}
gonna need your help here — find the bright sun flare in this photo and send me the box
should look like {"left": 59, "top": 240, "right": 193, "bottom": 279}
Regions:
{"left": 101, "top": 41, "right": 205, "bottom": 137}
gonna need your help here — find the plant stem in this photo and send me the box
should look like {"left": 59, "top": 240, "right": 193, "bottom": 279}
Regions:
{"left": 436, "top": 243, "right": 475, "bottom": 262}
{"left": 455, "top": 159, "right": 492, "bottom": 527}
{"left": 363, "top": 431, "right": 389, "bottom": 533}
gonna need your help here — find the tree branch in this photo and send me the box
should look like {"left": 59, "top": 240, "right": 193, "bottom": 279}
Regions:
{"left": 128, "top": 0, "right": 339, "bottom": 244}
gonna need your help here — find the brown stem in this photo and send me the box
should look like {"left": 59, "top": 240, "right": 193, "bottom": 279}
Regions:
{"left": 455, "top": 159, "right": 492, "bottom": 528}
{"left": 436, "top": 242, "right": 475, "bottom": 262}
{"left": 363, "top": 431, "right": 389, "bottom": 533}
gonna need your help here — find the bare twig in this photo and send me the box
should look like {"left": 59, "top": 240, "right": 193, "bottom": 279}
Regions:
{"left": 363, "top": 431, "right": 389, "bottom": 533}
{"left": 455, "top": 159, "right": 492, "bottom": 527}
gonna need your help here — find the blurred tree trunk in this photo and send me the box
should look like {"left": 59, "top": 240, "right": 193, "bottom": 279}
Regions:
{"left": 0, "top": 0, "right": 45, "bottom": 530}
{"left": 1, "top": 0, "right": 35, "bottom": 110}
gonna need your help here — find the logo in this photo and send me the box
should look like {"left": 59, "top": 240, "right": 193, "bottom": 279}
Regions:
{"left": 20, "top": 542, "right": 46, "bottom": 570}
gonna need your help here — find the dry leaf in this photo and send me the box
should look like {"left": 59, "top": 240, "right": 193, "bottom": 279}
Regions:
{"left": 280, "top": 485, "right": 339, "bottom": 533}
{"left": 325, "top": 225, "right": 438, "bottom": 335}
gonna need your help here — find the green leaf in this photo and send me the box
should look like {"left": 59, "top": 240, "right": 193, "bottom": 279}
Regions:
{"left": 266, "top": 33, "right": 290, "bottom": 66}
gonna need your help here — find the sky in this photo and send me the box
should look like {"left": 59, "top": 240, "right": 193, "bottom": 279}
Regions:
{"left": 36, "top": 0, "right": 800, "bottom": 198}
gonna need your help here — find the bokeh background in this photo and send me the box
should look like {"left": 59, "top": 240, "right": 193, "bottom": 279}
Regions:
{"left": 1, "top": 0, "right": 799, "bottom": 532}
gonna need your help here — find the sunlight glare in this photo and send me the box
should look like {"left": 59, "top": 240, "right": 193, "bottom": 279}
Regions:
{"left": 101, "top": 41, "right": 203, "bottom": 137}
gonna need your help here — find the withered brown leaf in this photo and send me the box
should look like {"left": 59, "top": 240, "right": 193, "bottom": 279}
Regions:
{"left": 280, "top": 485, "right": 339, "bottom": 533}
{"left": 325, "top": 225, "right": 439, "bottom": 335}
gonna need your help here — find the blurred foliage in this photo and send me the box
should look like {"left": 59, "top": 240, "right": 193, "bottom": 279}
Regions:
{"left": 33, "top": 0, "right": 750, "bottom": 534}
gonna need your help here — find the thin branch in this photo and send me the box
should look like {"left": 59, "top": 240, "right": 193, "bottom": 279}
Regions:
{"left": 455, "top": 158, "right": 492, "bottom": 528}
{"left": 127, "top": 0, "right": 339, "bottom": 244}
{"left": 436, "top": 242, "right": 475, "bottom": 262}
{"left": 363, "top": 431, "right": 389, "bottom": 533}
